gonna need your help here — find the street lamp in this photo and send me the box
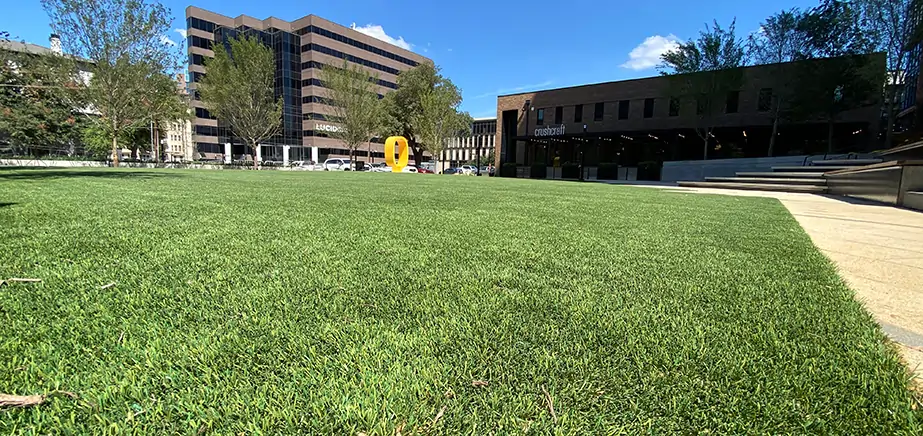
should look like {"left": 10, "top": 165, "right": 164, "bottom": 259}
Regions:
{"left": 522, "top": 99, "right": 532, "bottom": 166}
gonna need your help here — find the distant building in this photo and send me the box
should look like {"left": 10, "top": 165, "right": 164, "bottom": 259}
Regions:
{"left": 185, "top": 6, "right": 432, "bottom": 164}
{"left": 440, "top": 117, "right": 495, "bottom": 170}
{"left": 495, "top": 54, "right": 885, "bottom": 169}
{"left": 162, "top": 73, "right": 195, "bottom": 162}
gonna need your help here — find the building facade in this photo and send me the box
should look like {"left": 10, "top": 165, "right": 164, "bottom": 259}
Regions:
{"left": 440, "top": 117, "right": 495, "bottom": 170}
{"left": 495, "top": 56, "right": 884, "bottom": 171}
{"left": 185, "top": 6, "right": 431, "bottom": 163}
{"left": 162, "top": 73, "right": 195, "bottom": 162}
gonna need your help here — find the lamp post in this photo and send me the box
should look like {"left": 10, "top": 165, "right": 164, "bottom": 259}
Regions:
{"left": 522, "top": 99, "right": 532, "bottom": 166}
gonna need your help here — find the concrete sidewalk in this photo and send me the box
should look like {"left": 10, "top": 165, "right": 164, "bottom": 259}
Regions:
{"left": 666, "top": 185, "right": 923, "bottom": 378}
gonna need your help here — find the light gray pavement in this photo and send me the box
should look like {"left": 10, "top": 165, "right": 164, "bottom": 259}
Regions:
{"left": 602, "top": 181, "right": 923, "bottom": 379}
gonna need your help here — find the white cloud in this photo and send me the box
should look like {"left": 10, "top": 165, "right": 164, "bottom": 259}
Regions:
{"left": 620, "top": 34, "right": 681, "bottom": 71}
{"left": 350, "top": 23, "right": 412, "bottom": 51}
{"left": 175, "top": 28, "right": 187, "bottom": 39}
{"left": 473, "top": 80, "right": 554, "bottom": 99}
{"left": 447, "top": 48, "right": 453, "bottom": 52}
{"left": 160, "top": 35, "right": 177, "bottom": 46}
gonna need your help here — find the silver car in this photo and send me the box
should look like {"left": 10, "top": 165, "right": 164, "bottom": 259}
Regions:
{"left": 323, "top": 158, "right": 351, "bottom": 171}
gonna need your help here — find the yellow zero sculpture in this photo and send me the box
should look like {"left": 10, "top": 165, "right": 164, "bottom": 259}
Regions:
{"left": 385, "top": 136, "right": 409, "bottom": 172}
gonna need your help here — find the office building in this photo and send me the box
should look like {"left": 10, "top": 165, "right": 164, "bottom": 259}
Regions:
{"left": 495, "top": 55, "right": 885, "bottom": 171}
{"left": 185, "top": 6, "right": 432, "bottom": 163}
{"left": 441, "top": 117, "right": 496, "bottom": 170}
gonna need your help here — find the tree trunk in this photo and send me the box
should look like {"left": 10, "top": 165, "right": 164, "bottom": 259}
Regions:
{"left": 153, "top": 123, "right": 160, "bottom": 163}
{"left": 111, "top": 119, "right": 119, "bottom": 167}
{"left": 885, "top": 87, "right": 896, "bottom": 149}
{"left": 411, "top": 146, "right": 424, "bottom": 167}
{"left": 768, "top": 116, "right": 779, "bottom": 157}
{"left": 702, "top": 135, "right": 709, "bottom": 160}
{"left": 131, "top": 146, "right": 138, "bottom": 161}
{"left": 826, "top": 117, "right": 835, "bottom": 154}
{"left": 252, "top": 143, "right": 258, "bottom": 170}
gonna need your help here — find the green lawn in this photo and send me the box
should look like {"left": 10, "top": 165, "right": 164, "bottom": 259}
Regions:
{"left": 0, "top": 168, "right": 919, "bottom": 434}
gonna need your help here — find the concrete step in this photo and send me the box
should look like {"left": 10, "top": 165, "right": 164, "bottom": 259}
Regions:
{"left": 772, "top": 165, "right": 852, "bottom": 172}
{"left": 677, "top": 181, "right": 828, "bottom": 193}
{"left": 904, "top": 192, "right": 923, "bottom": 212}
{"left": 737, "top": 171, "right": 827, "bottom": 178}
{"left": 706, "top": 177, "right": 828, "bottom": 186}
{"left": 811, "top": 158, "right": 882, "bottom": 166}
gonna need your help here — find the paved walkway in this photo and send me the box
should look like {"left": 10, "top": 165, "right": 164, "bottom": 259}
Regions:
{"left": 666, "top": 186, "right": 923, "bottom": 378}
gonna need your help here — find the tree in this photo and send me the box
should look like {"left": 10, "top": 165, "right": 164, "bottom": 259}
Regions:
{"left": 42, "top": 0, "right": 180, "bottom": 167}
{"left": 659, "top": 19, "right": 747, "bottom": 159}
{"left": 197, "top": 34, "right": 282, "bottom": 170}
{"left": 0, "top": 39, "right": 86, "bottom": 156}
{"left": 411, "top": 80, "right": 472, "bottom": 172}
{"left": 319, "top": 60, "right": 383, "bottom": 166}
{"left": 793, "top": 0, "right": 881, "bottom": 152}
{"left": 142, "top": 72, "right": 189, "bottom": 162}
{"left": 383, "top": 63, "right": 468, "bottom": 165}
{"left": 857, "top": 0, "right": 922, "bottom": 147}
{"left": 748, "top": 9, "right": 808, "bottom": 156}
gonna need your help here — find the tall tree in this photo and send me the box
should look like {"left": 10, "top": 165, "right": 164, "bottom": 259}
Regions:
{"left": 198, "top": 34, "right": 282, "bottom": 170}
{"left": 659, "top": 19, "right": 747, "bottom": 160}
{"left": 411, "top": 80, "right": 472, "bottom": 172}
{"left": 748, "top": 9, "right": 808, "bottom": 156}
{"left": 857, "top": 0, "right": 922, "bottom": 147}
{"left": 319, "top": 60, "right": 384, "bottom": 167}
{"left": 0, "top": 38, "right": 86, "bottom": 156}
{"left": 141, "top": 72, "right": 189, "bottom": 163}
{"left": 42, "top": 0, "right": 180, "bottom": 167}
{"left": 383, "top": 63, "right": 467, "bottom": 165}
{"left": 793, "top": 0, "right": 881, "bottom": 152}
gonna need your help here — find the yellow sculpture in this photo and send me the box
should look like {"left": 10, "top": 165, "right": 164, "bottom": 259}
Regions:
{"left": 385, "top": 136, "right": 409, "bottom": 172}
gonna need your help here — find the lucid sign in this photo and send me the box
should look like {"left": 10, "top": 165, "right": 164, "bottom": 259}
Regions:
{"left": 534, "top": 125, "right": 565, "bottom": 137}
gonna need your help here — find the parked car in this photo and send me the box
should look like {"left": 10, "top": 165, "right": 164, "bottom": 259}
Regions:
{"left": 479, "top": 166, "right": 495, "bottom": 176}
{"left": 371, "top": 163, "right": 392, "bottom": 172}
{"left": 415, "top": 166, "right": 434, "bottom": 174}
{"left": 442, "top": 168, "right": 460, "bottom": 175}
{"left": 323, "top": 158, "right": 351, "bottom": 171}
{"left": 401, "top": 166, "right": 418, "bottom": 173}
{"left": 292, "top": 160, "right": 316, "bottom": 171}
{"left": 459, "top": 165, "right": 478, "bottom": 175}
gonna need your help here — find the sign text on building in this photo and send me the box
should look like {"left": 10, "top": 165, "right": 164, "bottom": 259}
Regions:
{"left": 534, "top": 125, "right": 565, "bottom": 137}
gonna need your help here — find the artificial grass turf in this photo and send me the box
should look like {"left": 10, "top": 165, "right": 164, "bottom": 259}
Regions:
{"left": 0, "top": 168, "right": 919, "bottom": 434}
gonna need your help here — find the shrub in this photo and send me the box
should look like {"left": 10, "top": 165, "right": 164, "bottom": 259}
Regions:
{"left": 500, "top": 162, "right": 517, "bottom": 177}
{"left": 637, "top": 161, "right": 662, "bottom": 181}
{"left": 598, "top": 162, "right": 619, "bottom": 180}
{"left": 561, "top": 162, "right": 579, "bottom": 179}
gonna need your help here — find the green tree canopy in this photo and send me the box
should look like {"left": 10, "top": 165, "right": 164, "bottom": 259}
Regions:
{"left": 319, "top": 60, "right": 384, "bottom": 164}
{"left": 198, "top": 34, "right": 282, "bottom": 169}
{"left": 659, "top": 19, "right": 747, "bottom": 159}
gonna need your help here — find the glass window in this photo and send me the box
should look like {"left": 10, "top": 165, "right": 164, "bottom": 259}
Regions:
{"left": 643, "top": 98, "right": 654, "bottom": 118}
{"left": 594, "top": 102, "right": 604, "bottom": 121}
{"left": 618, "top": 100, "right": 630, "bottom": 120}
{"left": 669, "top": 97, "right": 680, "bottom": 117}
{"left": 554, "top": 106, "right": 562, "bottom": 124}
{"left": 536, "top": 108, "right": 544, "bottom": 125}
{"left": 726, "top": 91, "right": 740, "bottom": 114}
{"left": 758, "top": 88, "right": 772, "bottom": 112}
{"left": 697, "top": 96, "right": 706, "bottom": 115}
{"left": 574, "top": 104, "right": 582, "bottom": 123}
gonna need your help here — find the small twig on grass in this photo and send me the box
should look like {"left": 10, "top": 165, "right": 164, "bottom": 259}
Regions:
{"left": 541, "top": 385, "right": 557, "bottom": 424}
{"left": 1, "top": 278, "right": 42, "bottom": 287}
{"left": 118, "top": 331, "right": 125, "bottom": 345}
{"left": 100, "top": 282, "right": 116, "bottom": 290}
{"left": 471, "top": 380, "right": 488, "bottom": 388}
{"left": 0, "top": 391, "right": 77, "bottom": 409}
{"left": 419, "top": 405, "right": 446, "bottom": 433}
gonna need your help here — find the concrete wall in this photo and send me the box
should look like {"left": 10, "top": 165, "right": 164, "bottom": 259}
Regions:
{"left": 661, "top": 155, "right": 864, "bottom": 182}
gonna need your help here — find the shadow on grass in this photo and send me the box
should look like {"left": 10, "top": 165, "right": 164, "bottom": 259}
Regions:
{"left": 0, "top": 202, "right": 15, "bottom": 208}
{"left": 0, "top": 168, "right": 183, "bottom": 181}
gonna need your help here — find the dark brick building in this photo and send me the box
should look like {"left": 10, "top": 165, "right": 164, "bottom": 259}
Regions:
{"left": 495, "top": 55, "right": 885, "bottom": 170}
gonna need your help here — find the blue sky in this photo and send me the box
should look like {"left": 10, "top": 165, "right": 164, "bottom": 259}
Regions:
{"left": 5, "top": 0, "right": 818, "bottom": 118}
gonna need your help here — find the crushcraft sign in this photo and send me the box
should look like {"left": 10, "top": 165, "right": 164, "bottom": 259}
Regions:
{"left": 384, "top": 136, "right": 409, "bottom": 172}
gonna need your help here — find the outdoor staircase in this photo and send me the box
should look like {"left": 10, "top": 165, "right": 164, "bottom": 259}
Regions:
{"left": 677, "top": 158, "right": 883, "bottom": 193}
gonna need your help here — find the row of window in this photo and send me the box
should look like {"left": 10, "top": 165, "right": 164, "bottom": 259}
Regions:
{"left": 534, "top": 89, "right": 776, "bottom": 125}
{"left": 295, "top": 25, "right": 419, "bottom": 68}
{"left": 300, "top": 61, "right": 398, "bottom": 89}
{"left": 302, "top": 43, "right": 401, "bottom": 76}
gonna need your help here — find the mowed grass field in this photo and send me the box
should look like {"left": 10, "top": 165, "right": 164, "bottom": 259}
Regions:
{"left": 0, "top": 168, "right": 919, "bottom": 434}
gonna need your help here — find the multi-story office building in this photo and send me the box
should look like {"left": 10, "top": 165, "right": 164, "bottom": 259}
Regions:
{"left": 162, "top": 73, "right": 195, "bottom": 162}
{"left": 441, "top": 117, "right": 496, "bottom": 169}
{"left": 185, "top": 6, "right": 431, "bottom": 163}
{"left": 495, "top": 55, "right": 885, "bottom": 169}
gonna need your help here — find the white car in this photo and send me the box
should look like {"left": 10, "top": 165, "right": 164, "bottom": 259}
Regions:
{"left": 292, "top": 161, "right": 316, "bottom": 171}
{"left": 401, "top": 166, "right": 418, "bottom": 173}
{"left": 459, "top": 165, "right": 478, "bottom": 175}
{"left": 371, "top": 163, "right": 392, "bottom": 172}
{"left": 323, "top": 158, "right": 351, "bottom": 171}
